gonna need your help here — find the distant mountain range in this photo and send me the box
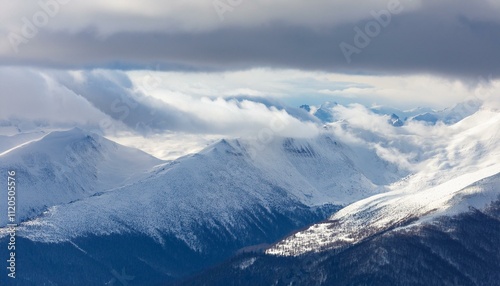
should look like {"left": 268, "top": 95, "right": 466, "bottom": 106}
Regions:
{"left": 0, "top": 100, "right": 498, "bottom": 285}
{"left": 300, "top": 98, "right": 483, "bottom": 126}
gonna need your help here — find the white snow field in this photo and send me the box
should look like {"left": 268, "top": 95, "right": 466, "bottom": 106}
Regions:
{"left": 268, "top": 108, "right": 500, "bottom": 256}
{"left": 0, "top": 102, "right": 498, "bottom": 258}
{"left": 0, "top": 131, "right": 398, "bottom": 250}
{"left": 0, "top": 128, "right": 164, "bottom": 226}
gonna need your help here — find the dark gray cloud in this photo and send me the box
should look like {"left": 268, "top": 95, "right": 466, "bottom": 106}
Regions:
{"left": 1, "top": 0, "right": 500, "bottom": 79}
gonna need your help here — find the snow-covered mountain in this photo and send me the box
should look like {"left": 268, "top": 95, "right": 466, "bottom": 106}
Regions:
{"left": 10, "top": 134, "right": 397, "bottom": 242}
{"left": 266, "top": 108, "right": 500, "bottom": 256}
{"left": 267, "top": 167, "right": 500, "bottom": 256}
{"left": 187, "top": 191, "right": 500, "bottom": 285}
{"left": 0, "top": 128, "right": 163, "bottom": 225}
{"left": 312, "top": 102, "right": 339, "bottom": 122}
{"left": 369, "top": 105, "right": 435, "bottom": 120}
{"left": 183, "top": 108, "right": 500, "bottom": 285}
{"left": 0, "top": 131, "right": 47, "bottom": 154}
{"left": 0, "top": 125, "right": 404, "bottom": 284}
{"left": 302, "top": 98, "right": 483, "bottom": 127}
{"left": 410, "top": 98, "right": 483, "bottom": 125}
{"left": 0, "top": 100, "right": 498, "bottom": 285}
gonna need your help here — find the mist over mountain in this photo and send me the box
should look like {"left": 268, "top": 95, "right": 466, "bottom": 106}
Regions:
{"left": 1, "top": 97, "right": 498, "bottom": 285}
{"left": 183, "top": 106, "right": 500, "bottom": 285}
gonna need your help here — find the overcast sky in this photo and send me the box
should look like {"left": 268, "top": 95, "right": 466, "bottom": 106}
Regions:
{"left": 2, "top": 0, "right": 500, "bottom": 77}
{"left": 1, "top": 0, "right": 499, "bottom": 155}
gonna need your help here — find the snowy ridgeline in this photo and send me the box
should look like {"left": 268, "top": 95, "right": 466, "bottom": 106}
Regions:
{"left": 267, "top": 170, "right": 500, "bottom": 256}
{"left": 267, "top": 109, "right": 500, "bottom": 256}
{"left": 0, "top": 128, "right": 163, "bottom": 226}
{"left": 0, "top": 106, "right": 498, "bottom": 260}
{"left": 304, "top": 98, "right": 483, "bottom": 126}
{"left": 0, "top": 125, "right": 402, "bottom": 250}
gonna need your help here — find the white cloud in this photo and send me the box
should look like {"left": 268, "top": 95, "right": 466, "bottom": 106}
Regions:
{"left": 128, "top": 69, "right": 500, "bottom": 110}
{"left": 108, "top": 132, "right": 219, "bottom": 160}
{"left": 0, "top": 67, "right": 106, "bottom": 126}
{"left": 0, "top": 67, "right": 320, "bottom": 139}
{"left": 323, "top": 98, "right": 500, "bottom": 176}
{"left": 2, "top": 66, "right": 497, "bottom": 161}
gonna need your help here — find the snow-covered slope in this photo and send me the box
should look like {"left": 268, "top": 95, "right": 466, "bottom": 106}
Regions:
{"left": 1, "top": 100, "right": 497, "bottom": 284}
{"left": 313, "top": 102, "right": 338, "bottom": 122}
{"left": 267, "top": 168, "right": 500, "bottom": 256}
{"left": 0, "top": 131, "right": 47, "bottom": 154}
{"left": 189, "top": 192, "right": 500, "bottom": 286}
{"left": 5, "top": 133, "right": 401, "bottom": 248}
{"left": 0, "top": 128, "right": 163, "bottom": 225}
{"left": 304, "top": 98, "right": 483, "bottom": 127}
{"left": 0, "top": 128, "right": 405, "bottom": 285}
{"left": 374, "top": 99, "right": 483, "bottom": 126}
{"left": 409, "top": 98, "right": 483, "bottom": 125}
{"left": 267, "top": 109, "right": 500, "bottom": 256}
{"left": 370, "top": 105, "right": 435, "bottom": 120}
